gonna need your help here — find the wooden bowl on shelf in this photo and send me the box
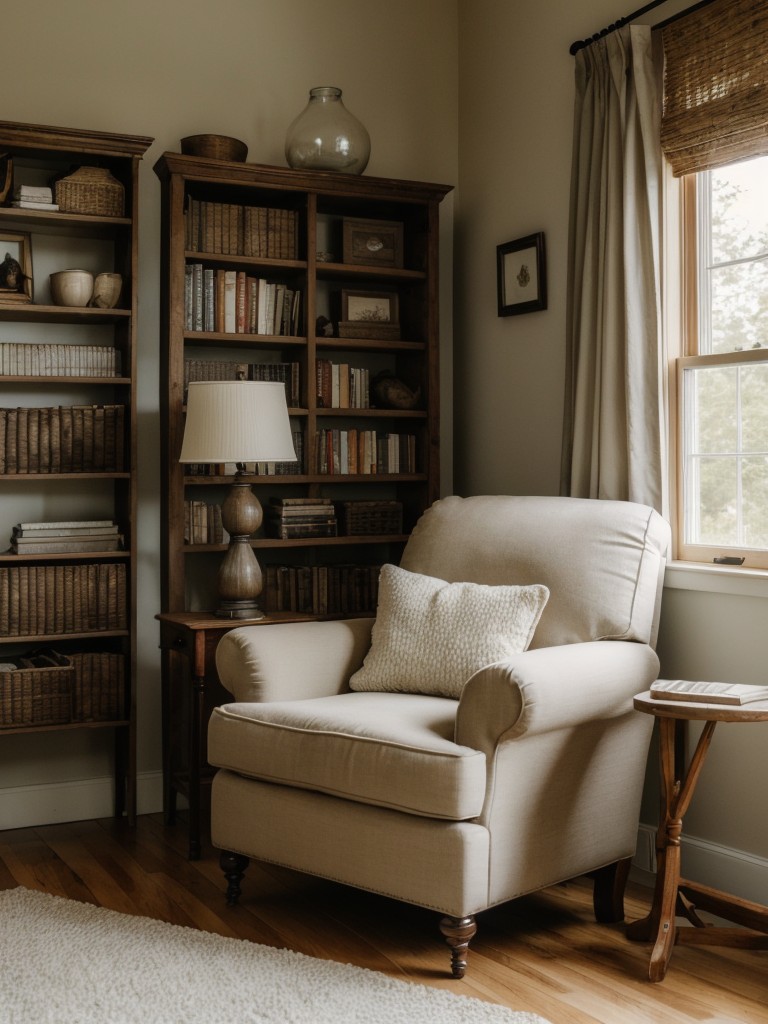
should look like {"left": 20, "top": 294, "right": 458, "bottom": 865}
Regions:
{"left": 180, "top": 135, "right": 248, "bottom": 162}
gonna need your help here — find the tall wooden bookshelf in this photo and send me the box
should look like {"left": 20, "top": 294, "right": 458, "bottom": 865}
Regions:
{"left": 154, "top": 154, "right": 451, "bottom": 619}
{"left": 0, "top": 121, "right": 152, "bottom": 822}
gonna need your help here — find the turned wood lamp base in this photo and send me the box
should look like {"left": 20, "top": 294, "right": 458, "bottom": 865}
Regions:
{"left": 215, "top": 477, "right": 265, "bottom": 620}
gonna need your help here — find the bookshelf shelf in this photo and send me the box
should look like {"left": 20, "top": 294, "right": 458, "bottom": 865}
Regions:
{"left": 0, "top": 119, "right": 152, "bottom": 820}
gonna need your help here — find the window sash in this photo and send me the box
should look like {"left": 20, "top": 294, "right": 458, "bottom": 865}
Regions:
{"left": 676, "top": 349, "right": 768, "bottom": 569}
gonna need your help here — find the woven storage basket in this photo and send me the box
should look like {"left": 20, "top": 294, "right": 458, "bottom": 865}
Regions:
{"left": 336, "top": 500, "right": 403, "bottom": 536}
{"left": 70, "top": 651, "right": 126, "bottom": 722}
{"left": 55, "top": 166, "right": 125, "bottom": 217}
{"left": 0, "top": 651, "right": 73, "bottom": 728}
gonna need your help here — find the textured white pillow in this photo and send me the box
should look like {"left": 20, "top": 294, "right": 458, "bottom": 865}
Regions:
{"left": 349, "top": 564, "right": 549, "bottom": 698}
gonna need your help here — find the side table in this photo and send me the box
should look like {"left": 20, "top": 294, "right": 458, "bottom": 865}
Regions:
{"left": 627, "top": 687, "right": 768, "bottom": 980}
{"left": 156, "top": 611, "right": 311, "bottom": 859}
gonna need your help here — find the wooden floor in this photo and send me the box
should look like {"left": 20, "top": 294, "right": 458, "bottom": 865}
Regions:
{"left": 1, "top": 813, "right": 767, "bottom": 1024}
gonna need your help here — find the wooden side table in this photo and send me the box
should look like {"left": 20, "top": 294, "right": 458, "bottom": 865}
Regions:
{"left": 627, "top": 688, "right": 768, "bottom": 980}
{"left": 156, "top": 611, "right": 311, "bottom": 859}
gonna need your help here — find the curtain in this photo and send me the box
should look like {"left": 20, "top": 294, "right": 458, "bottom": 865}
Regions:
{"left": 561, "top": 25, "right": 667, "bottom": 515}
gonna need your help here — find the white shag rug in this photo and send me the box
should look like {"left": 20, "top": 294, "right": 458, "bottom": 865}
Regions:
{"left": 0, "top": 888, "right": 551, "bottom": 1024}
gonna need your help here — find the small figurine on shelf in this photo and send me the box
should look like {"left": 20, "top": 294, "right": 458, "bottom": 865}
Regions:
{"left": 315, "top": 315, "right": 334, "bottom": 337}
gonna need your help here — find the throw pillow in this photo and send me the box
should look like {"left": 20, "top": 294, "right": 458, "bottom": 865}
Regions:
{"left": 349, "top": 564, "right": 549, "bottom": 698}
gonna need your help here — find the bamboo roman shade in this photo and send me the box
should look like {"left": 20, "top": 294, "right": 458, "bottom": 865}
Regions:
{"left": 661, "top": 0, "right": 768, "bottom": 175}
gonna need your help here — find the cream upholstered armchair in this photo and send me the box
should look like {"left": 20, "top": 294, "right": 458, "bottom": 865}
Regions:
{"left": 209, "top": 495, "right": 670, "bottom": 977}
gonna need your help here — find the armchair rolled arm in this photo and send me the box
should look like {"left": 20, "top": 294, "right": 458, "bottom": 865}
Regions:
{"left": 215, "top": 617, "right": 374, "bottom": 703}
{"left": 455, "top": 641, "right": 660, "bottom": 754}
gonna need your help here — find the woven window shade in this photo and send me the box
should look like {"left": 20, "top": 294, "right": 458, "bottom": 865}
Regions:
{"left": 661, "top": 0, "right": 768, "bottom": 176}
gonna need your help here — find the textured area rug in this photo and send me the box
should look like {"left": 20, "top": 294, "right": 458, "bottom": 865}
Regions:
{"left": 0, "top": 888, "right": 550, "bottom": 1024}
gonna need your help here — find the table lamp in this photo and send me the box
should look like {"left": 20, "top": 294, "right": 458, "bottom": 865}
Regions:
{"left": 179, "top": 380, "right": 297, "bottom": 619}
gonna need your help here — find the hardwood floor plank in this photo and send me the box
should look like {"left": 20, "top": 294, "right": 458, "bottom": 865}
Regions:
{"left": 1, "top": 815, "right": 767, "bottom": 1024}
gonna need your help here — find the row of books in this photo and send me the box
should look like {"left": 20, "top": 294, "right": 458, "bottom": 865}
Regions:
{"left": 183, "top": 429, "right": 304, "bottom": 478}
{"left": 316, "top": 429, "right": 417, "bottom": 475}
{"left": 316, "top": 360, "right": 371, "bottom": 409}
{"left": 266, "top": 497, "right": 338, "bottom": 540}
{"left": 264, "top": 563, "right": 381, "bottom": 616}
{"left": 185, "top": 200, "right": 299, "bottom": 259}
{"left": 0, "top": 343, "right": 121, "bottom": 377}
{"left": 9, "top": 519, "right": 123, "bottom": 555}
{"left": 185, "top": 265, "right": 302, "bottom": 336}
{"left": 184, "top": 358, "right": 301, "bottom": 407}
{"left": 0, "top": 404, "right": 125, "bottom": 474}
{"left": 0, "top": 563, "right": 127, "bottom": 637}
{"left": 184, "top": 502, "right": 228, "bottom": 545}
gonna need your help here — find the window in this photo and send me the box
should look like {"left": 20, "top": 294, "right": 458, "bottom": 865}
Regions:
{"left": 677, "top": 155, "right": 768, "bottom": 568}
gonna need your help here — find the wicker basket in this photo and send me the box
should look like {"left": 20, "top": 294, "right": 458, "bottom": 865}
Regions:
{"left": 336, "top": 500, "right": 403, "bottom": 536}
{"left": 55, "top": 166, "right": 125, "bottom": 217}
{"left": 70, "top": 651, "right": 126, "bottom": 722}
{"left": 0, "top": 651, "right": 73, "bottom": 728}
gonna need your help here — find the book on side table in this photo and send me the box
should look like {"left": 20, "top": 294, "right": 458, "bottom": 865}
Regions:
{"left": 650, "top": 679, "right": 768, "bottom": 705}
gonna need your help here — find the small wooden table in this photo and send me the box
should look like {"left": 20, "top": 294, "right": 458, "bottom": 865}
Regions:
{"left": 156, "top": 610, "right": 311, "bottom": 859}
{"left": 627, "top": 688, "right": 768, "bottom": 980}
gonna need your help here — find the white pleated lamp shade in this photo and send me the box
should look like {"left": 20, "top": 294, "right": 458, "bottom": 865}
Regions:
{"left": 179, "top": 381, "right": 297, "bottom": 464}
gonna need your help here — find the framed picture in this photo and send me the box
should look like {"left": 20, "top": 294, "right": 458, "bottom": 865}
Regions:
{"left": 338, "top": 288, "right": 400, "bottom": 340}
{"left": 497, "top": 232, "right": 547, "bottom": 316}
{"left": 0, "top": 153, "right": 12, "bottom": 204}
{"left": 342, "top": 217, "right": 404, "bottom": 268}
{"left": 0, "top": 231, "right": 33, "bottom": 304}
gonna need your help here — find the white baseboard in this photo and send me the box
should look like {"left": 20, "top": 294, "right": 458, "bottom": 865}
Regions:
{"left": 632, "top": 821, "right": 768, "bottom": 906}
{"left": 0, "top": 771, "right": 163, "bottom": 830}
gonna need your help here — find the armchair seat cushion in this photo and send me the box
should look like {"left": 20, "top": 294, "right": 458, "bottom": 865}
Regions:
{"left": 208, "top": 691, "right": 487, "bottom": 821}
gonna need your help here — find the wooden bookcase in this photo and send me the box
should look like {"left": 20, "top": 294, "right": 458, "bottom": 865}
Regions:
{"left": 0, "top": 121, "right": 152, "bottom": 823}
{"left": 154, "top": 154, "right": 451, "bottom": 619}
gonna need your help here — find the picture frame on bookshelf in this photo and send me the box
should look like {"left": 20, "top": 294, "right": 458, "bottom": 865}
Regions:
{"left": 342, "top": 217, "right": 403, "bottom": 268}
{"left": 0, "top": 153, "right": 12, "bottom": 205}
{"left": 496, "top": 232, "right": 547, "bottom": 317}
{"left": 337, "top": 287, "right": 401, "bottom": 340}
{"left": 0, "top": 232, "right": 33, "bottom": 304}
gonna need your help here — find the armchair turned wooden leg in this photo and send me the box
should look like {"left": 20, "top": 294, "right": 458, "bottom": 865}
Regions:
{"left": 439, "top": 915, "right": 477, "bottom": 978}
{"left": 592, "top": 857, "right": 631, "bottom": 923}
{"left": 220, "top": 851, "right": 250, "bottom": 906}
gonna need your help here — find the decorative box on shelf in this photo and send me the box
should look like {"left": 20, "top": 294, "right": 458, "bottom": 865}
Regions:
{"left": 0, "top": 650, "right": 73, "bottom": 728}
{"left": 336, "top": 500, "right": 403, "bottom": 535}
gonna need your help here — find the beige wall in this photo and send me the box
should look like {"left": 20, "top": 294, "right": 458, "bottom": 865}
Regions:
{"left": 0, "top": 0, "right": 458, "bottom": 819}
{"left": 456, "top": 0, "right": 768, "bottom": 902}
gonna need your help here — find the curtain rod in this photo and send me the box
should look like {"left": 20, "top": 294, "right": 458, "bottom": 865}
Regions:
{"left": 569, "top": 0, "right": 670, "bottom": 55}
{"left": 568, "top": 0, "right": 718, "bottom": 55}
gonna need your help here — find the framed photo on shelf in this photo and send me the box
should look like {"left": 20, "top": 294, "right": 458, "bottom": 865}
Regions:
{"left": 342, "top": 217, "right": 404, "bottom": 268}
{"left": 0, "top": 231, "right": 33, "bottom": 304}
{"left": 496, "top": 232, "right": 546, "bottom": 316}
{"left": 337, "top": 287, "right": 401, "bottom": 340}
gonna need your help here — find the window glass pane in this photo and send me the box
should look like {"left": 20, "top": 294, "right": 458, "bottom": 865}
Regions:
{"left": 710, "top": 260, "right": 768, "bottom": 354}
{"left": 742, "top": 457, "right": 768, "bottom": 547}
{"left": 711, "top": 157, "right": 768, "bottom": 264}
{"left": 692, "top": 364, "right": 737, "bottom": 453}
{"left": 694, "top": 456, "right": 738, "bottom": 544}
{"left": 741, "top": 363, "right": 768, "bottom": 452}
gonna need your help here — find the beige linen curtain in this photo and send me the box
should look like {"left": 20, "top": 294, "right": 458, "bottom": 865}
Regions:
{"left": 561, "top": 25, "right": 667, "bottom": 514}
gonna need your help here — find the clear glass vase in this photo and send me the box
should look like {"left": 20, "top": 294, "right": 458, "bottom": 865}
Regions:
{"left": 285, "top": 87, "right": 370, "bottom": 175}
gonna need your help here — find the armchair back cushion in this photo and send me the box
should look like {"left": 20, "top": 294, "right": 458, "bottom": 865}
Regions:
{"left": 400, "top": 495, "right": 669, "bottom": 649}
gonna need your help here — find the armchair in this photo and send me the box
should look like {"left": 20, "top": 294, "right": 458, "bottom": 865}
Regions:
{"left": 209, "top": 495, "right": 670, "bottom": 977}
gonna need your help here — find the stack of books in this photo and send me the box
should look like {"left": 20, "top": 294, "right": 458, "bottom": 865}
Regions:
{"left": 11, "top": 185, "right": 59, "bottom": 211}
{"left": 9, "top": 520, "right": 123, "bottom": 554}
{"left": 266, "top": 498, "right": 337, "bottom": 539}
